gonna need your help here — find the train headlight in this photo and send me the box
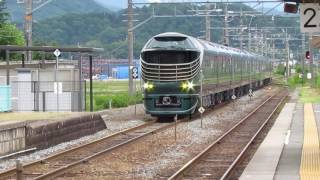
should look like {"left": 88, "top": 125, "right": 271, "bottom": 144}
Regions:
{"left": 182, "top": 82, "right": 188, "bottom": 89}
{"left": 187, "top": 81, "right": 194, "bottom": 89}
{"left": 144, "top": 82, "right": 154, "bottom": 90}
{"left": 181, "top": 81, "right": 194, "bottom": 90}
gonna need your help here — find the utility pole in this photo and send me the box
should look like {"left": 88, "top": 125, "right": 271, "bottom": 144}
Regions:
{"left": 205, "top": 3, "right": 211, "bottom": 41}
{"left": 248, "top": 31, "right": 251, "bottom": 51}
{"left": 302, "top": 33, "right": 305, "bottom": 81}
{"left": 25, "top": 0, "right": 33, "bottom": 61}
{"left": 285, "top": 28, "right": 290, "bottom": 82}
{"left": 223, "top": 5, "right": 229, "bottom": 46}
{"left": 309, "top": 33, "right": 314, "bottom": 86}
{"left": 128, "top": 0, "right": 134, "bottom": 96}
{"left": 239, "top": 9, "right": 243, "bottom": 50}
{"left": 272, "top": 37, "right": 275, "bottom": 61}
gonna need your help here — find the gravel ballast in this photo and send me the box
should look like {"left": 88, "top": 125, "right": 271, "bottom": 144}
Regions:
{"left": 58, "top": 87, "right": 280, "bottom": 179}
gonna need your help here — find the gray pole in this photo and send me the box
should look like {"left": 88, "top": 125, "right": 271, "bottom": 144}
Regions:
{"left": 89, "top": 56, "right": 93, "bottom": 112}
{"left": 285, "top": 28, "right": 289, "bottom": 83}
{"left": 128, "top": 0, "right": 134, "bottom": 96}
{"left": 205, "top": 3, "right": 211, "bottom": 41}
{"left": 25, "top": 0, "right": 33, "bottom": 61}
{"left": 272, "top": 37, "right": 275, "bottom": 61}
{"left": 79, "top": 55, "right": 83, "bottom": 111}
{"left": 223, "top": 5, "right": 229, "bottom": 46}
{"left": 309, "top": 33, "right": 314, "bottom": 86}
{"left": 240, "top": 9, "right": 243, "bottom": 50}
{"left": 248, "top": 32, "right": 251, "bottom": 52}
{"left": 6, "top": 50, "right": 9, "bottom": 85}
{"left": 200, "top": 69, "right": 203, "bottom": 128}
{"left": 302, "top": 33, "right": 305, "bottom": 82}
{"left": 56, "top": 54, "right": 59, "bottom": 112}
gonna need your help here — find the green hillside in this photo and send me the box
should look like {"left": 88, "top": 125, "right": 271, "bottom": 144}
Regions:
{"left": 27, "top": 4, "right": 300, "bottom": 59}
{"left": 6, "top": 0, "right": 107, "bottom": 22}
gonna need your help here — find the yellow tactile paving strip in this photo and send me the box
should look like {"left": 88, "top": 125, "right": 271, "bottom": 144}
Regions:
{"left": 300, "top": 103, "right": 320, "bottom": 180}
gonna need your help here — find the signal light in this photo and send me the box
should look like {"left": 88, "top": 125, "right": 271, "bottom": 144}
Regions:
{"left": 284, "top": 3, "right": 298, "bottom": 14}
{"left": 306, "top": 51, "right": 310, "bottom": 60}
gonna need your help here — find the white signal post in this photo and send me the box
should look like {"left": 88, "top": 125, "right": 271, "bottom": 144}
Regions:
{"left": 200, "top": 69, "right": 204, "bottom": 128}
{"left": 132, "top": 67, "right": 138, "bottom": 115}
{"left": 54, "top": 49, "right": 61, "bottom": 112}
{"left": 232, "top": 94, "right": 236, "bottom": 109}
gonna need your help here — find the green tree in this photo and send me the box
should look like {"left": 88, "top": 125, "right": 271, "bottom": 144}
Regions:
{"left": 0, "top": 0, "right": 8, "bottom": 24}
{"left": 0, "top": 23, "right": 25, "bottom": 45}
{"left": 0, "top": 0, "right": 25, "bottom": 46}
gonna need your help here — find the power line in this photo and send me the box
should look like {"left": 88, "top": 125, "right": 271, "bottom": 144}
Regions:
{"left": 132, "top": 0, "right": 282, "bottom": 5}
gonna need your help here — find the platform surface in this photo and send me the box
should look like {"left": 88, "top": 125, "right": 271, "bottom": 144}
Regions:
{"left": 239, "top": 103, "right": 296, "bottom": 180}
{"left": 240, "top": 103, "right": 320, "bottom": 180}
{"left": 274, "top": 103, "right": 303, "bottom": 180}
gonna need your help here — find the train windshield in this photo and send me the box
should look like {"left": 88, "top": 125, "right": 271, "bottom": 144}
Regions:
{"left": 146, "top": 36, "right": 196, "bottom": 49}
{"left": 141, "top": 50, "right": 200, "bottom": 64}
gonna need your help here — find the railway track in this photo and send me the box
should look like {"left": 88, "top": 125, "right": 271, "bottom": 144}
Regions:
{"left": 168, "top": 89, "right": 287, "bottom": 180}
{"left": 0, "top": 121, "right": 178, "bottom": 180}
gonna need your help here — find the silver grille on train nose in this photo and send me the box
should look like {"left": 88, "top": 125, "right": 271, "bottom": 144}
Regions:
{"left": 141, "top": 58, "right": 200, "bottom": 82}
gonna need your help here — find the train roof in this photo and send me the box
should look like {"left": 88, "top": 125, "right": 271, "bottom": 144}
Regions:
{"left": 144, "top": 32, "right": 267, "bottom": 60}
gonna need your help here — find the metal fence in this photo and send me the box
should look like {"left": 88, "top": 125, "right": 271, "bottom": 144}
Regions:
{"left": 11, "top": 81, "right": 86, "bottom": 112}
{"left": 0, "top": 85, "right": 11, "bottom": 112}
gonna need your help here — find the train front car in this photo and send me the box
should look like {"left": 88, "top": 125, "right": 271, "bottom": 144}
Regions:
{"left": 140, "top": 32, "right": 202, "bottom": 117}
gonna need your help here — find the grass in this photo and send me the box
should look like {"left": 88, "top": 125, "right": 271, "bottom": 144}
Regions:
{"left": 298, "top": 86, "right": 320, "bottom": 103}
{"left": 86, "top": 80, "right": 143, "bottom": 111}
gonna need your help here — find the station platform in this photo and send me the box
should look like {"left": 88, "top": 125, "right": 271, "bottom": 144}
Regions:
{"left": 239, "top": 103, "right": 320, "bottom": 180}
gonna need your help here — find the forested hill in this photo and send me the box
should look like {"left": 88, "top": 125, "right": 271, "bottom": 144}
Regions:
{"left": 31, "top": 3, "right": 299, "bottom": 59}
{"left": 6, "top": 0, "right": 107, "bottom": 22}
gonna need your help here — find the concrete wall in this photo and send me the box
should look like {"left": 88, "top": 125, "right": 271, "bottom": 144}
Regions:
{"left": 0, "top": 122, "right": 26, "bottom": 156}
{"left": 26, "top": 114, "right": 106, "bottom": 149}
{"left": 0, "top": 113, "right": 106, "bottom": 156}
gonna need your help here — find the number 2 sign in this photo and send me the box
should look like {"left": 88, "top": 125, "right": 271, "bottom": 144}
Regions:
{"left": 300, "top": 4, "right": 320, "bottom": 33}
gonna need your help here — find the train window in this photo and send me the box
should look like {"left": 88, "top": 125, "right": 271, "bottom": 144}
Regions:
{"left": 141, "top": 50, "right": 200, "bottom": 64}
{"left": 146, "top": 36, "right": 196, "bottom": 49}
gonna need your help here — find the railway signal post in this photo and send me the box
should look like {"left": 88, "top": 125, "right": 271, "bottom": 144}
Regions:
{"left": 249, "top": 89, "right": 253, "bottom": 101}
{"left": 54, "top": 49, "right": 61, "bottom": 112}
{"left": 232, "top": 94, "right": 236, "bottom": 109}
{"left": 132, "top": 67, "right": 138, "bottom": 115}
{"left": 174, "top": 114, "right": 178, "bottom": 142}
{"left": 198, "top": 106, "right": 205, "bottom": 129}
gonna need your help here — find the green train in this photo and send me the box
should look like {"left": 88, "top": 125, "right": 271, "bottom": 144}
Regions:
{"left": 140, "top": 32, "right": 272, "bottom": 117}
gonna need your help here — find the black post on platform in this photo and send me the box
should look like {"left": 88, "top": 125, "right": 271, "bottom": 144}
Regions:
{"left": 89, "top": 55, "right": 93, "bottom": 112}
{"left": 6, "top": 50, "right": 10, "bottom": 85}
{"left": 21, "top": 53, "right": 25, "bottom": 68}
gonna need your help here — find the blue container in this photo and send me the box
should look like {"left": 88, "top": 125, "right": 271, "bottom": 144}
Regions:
{"left": 0, "top": 86, "right": 11, "bottom": 112}
{"left": 117, "top": 66, "right": 129, "bottom": 79}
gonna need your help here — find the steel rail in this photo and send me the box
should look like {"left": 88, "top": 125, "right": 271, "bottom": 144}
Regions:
{"left": 168, "top": 90, "right": 286, "bottom": 179}
{"left": 0, "top": 121, "right": 155, "bottom": 179}
{"left": 219, "top": 91, "right": 287, "bottom": 179}
{"left": 32, "top": 122, "right": 179, "bottom": 180}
